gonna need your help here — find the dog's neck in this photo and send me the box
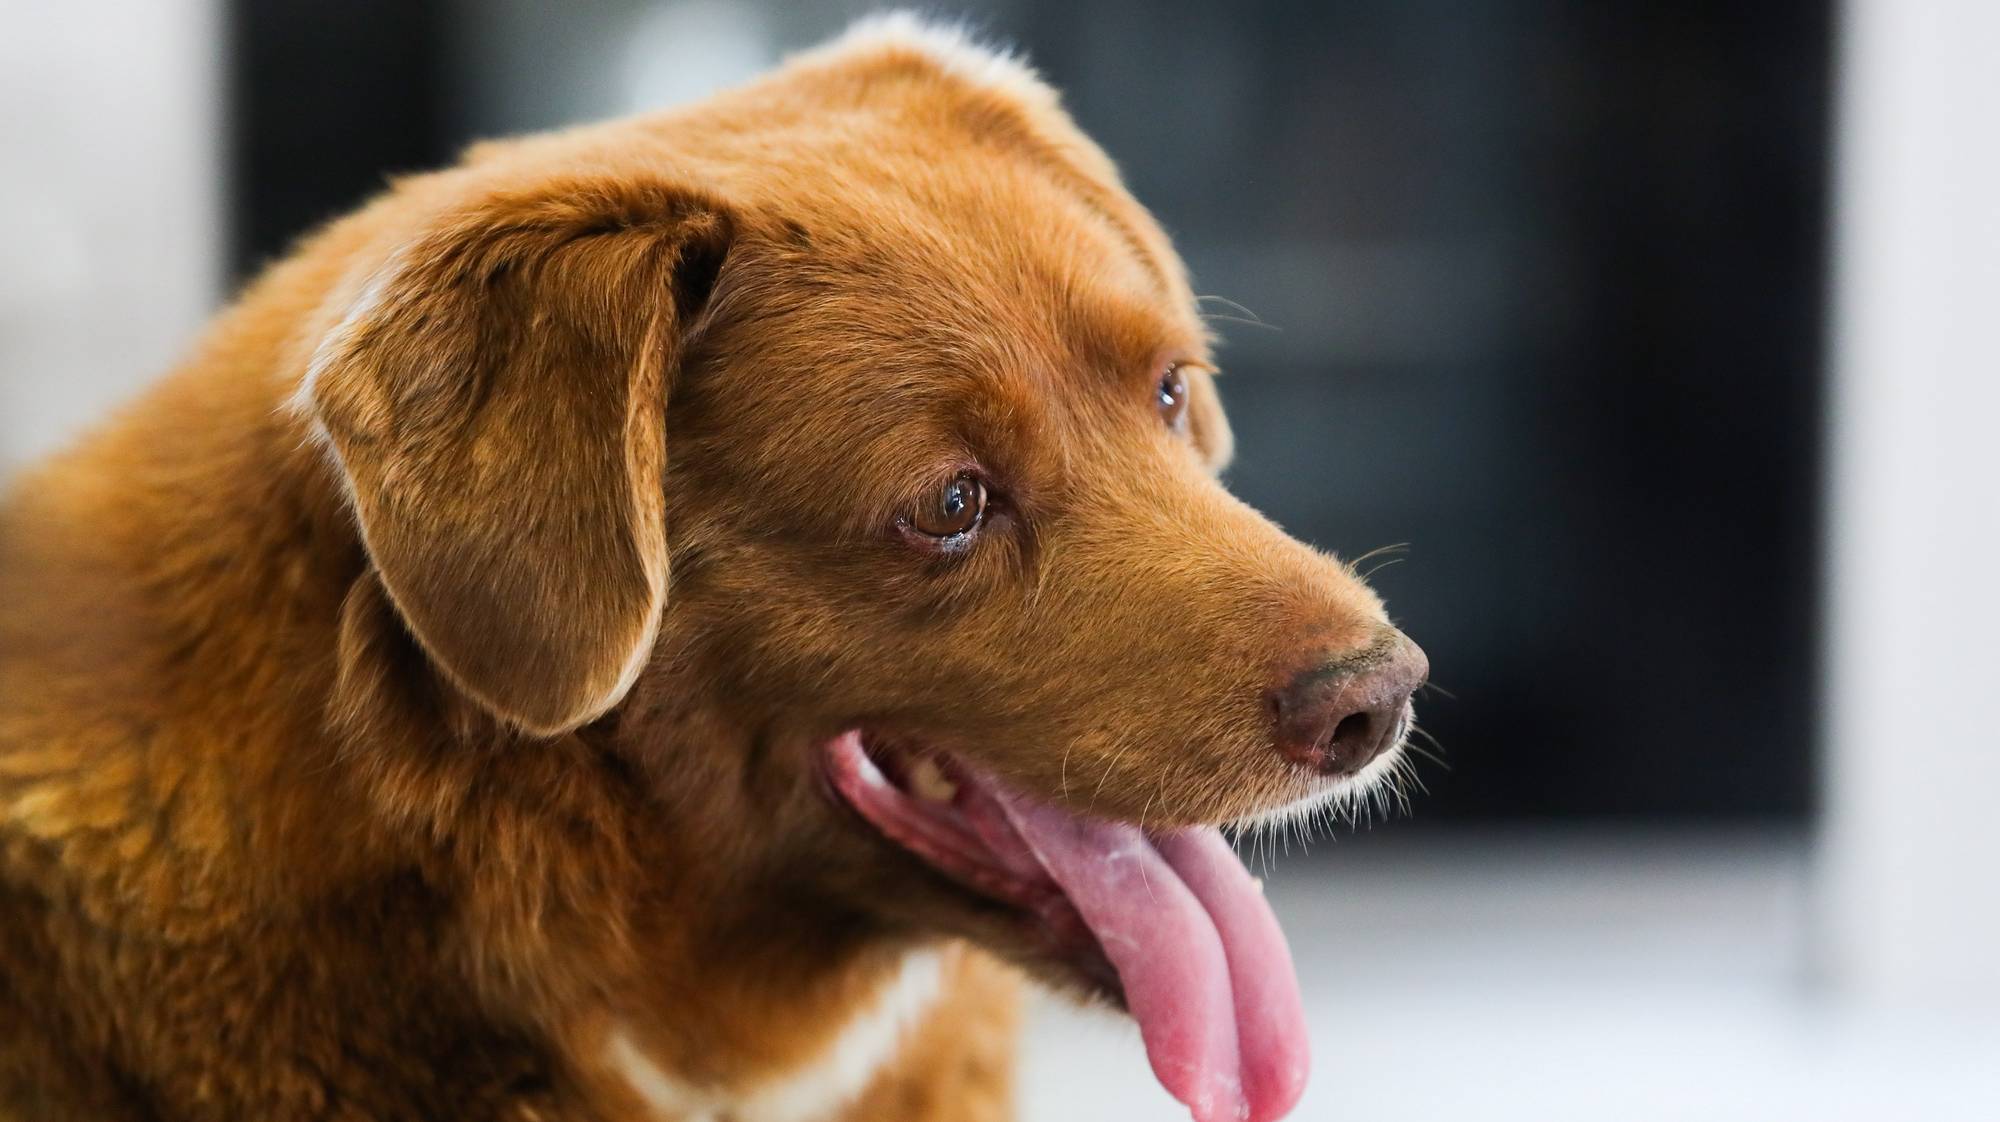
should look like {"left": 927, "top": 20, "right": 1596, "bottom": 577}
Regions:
{"left": 311, "top": 488, "right": 943, "bottom": 1112}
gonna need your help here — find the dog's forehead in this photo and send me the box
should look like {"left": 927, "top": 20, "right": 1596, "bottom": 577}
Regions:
{"left": 662, "top": 25, "right": 1209, "bottom": 376}
{"left": 792, "top": 179, "right": 1195, "bottom": 381}
{"left": 641, "top": 25, "right": 1215, "bottom": 489}
{"left": 679, "top": 174, "right": 1204, "bottom": 518}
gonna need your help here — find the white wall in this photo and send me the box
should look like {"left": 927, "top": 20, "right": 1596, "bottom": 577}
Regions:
{"left": 0, "top": 0, "right": 225, "bottom": 478}
{"left": 1820, "top": 0, "right": 2000, "bottom": 1003}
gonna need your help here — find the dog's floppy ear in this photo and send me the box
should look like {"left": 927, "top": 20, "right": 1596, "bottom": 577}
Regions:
{"left": 301, "top": 175, "right": 733, "bottom": 737}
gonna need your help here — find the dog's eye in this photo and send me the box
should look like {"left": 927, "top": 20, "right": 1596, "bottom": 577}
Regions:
{"left": 1157, "top": 364, "right": 1190, "bottom": 431}
{"left": 907, "top": 473, "right": 987, "bottom": 539}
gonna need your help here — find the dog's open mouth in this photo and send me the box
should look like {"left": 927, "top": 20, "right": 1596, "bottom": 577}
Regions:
{"left": 822, "top": 730, "right": 1308, "bottom": 1122}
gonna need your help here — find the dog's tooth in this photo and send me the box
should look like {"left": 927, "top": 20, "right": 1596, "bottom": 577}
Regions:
{"left": 908, "top": 757, "right": 958, "bottom": 802}
{"left": 857, "top": 752, "right": 889, "bottom": 787}
{"left": 1251, "top": 876, "right": 1265, "bottom": 894}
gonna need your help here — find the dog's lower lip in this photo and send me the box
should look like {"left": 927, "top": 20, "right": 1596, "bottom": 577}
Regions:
{"left": 822, "top": 732, "right": 1123, "bottom": 994}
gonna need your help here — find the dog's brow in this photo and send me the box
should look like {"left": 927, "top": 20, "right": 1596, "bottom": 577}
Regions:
{"left": 983, "top": 115, "right": 1178, "bottom": 299}
{"left": 1079, "top": 197, "right": 1174, "bottom": 299}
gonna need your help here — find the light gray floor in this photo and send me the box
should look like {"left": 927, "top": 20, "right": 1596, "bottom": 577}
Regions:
{"left": 1017, "top": 830, "right": 2000, "bottom": 1121}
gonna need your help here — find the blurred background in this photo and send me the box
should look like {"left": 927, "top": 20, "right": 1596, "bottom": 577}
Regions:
{"left": 3, "top": 1, "right": 1995, "bottom": 1118}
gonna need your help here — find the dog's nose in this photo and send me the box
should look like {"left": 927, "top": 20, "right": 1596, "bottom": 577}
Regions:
{"left": 1268, "top": 631, "right": 1428, "bottom": 776}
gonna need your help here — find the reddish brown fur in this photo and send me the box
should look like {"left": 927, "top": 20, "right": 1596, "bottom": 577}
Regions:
{"left": 0, "top": 23, "right": 1406, "bottom": 1121}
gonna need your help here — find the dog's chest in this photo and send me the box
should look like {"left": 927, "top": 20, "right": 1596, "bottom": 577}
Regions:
{"left": 605, "top": 949, "right": 944, "bottom": 1122}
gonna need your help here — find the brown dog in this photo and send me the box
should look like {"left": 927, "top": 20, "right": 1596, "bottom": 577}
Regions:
{"left": 0, "top": 17, "right": 1426, "bottom": 1122}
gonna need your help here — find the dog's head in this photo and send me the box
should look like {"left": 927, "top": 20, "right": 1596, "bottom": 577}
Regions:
{"left": 298, "top": 22, "right": 1424, "bottom": 1122}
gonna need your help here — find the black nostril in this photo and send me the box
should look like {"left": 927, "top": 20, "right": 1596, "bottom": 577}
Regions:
{"left": 1328, "top": 710, "right": 1378, "bottom": 755}
{"left": 1320, "top": 701, "right": 1398, "bottom": 775}
{"left": 1270, "top": 631, "right": 1428, "bottom": 777}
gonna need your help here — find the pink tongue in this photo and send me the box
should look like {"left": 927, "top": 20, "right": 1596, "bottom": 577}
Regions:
{"left": 1155, "top": 830, "right": 1310, "bottom": 1119}
{"left": 992, "top": 793, "right": 1308, "bottom": 1122}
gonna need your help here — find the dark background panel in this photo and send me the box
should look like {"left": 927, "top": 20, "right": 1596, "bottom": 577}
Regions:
{"left": 229, "top": 0, "right": 1832, "bottom": 823}
{"left": 228, "top": 0, "right": 449, "bottom": 277}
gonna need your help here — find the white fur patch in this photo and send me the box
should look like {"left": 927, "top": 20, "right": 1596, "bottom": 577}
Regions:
{"left": 803, "top": 12, "right": 1054, "bottom": 109}
{"left": 1235, "top": 726, "right": 1417, "bottom": 837}
{"left": 609, "top": 948, "right": 944, "bottom": 1122}
{"left": 289, "top": 250, "right": 404, "bottom": 440}
{"left": 280, "top": 254, "right": 401, "bottom": 538}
